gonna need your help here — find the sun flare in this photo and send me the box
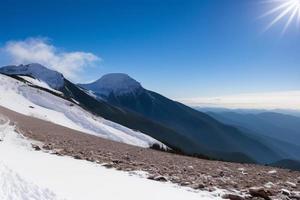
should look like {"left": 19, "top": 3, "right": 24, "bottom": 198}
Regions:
{"left": 262, "top": 0, "right": 300, "bottom": 33}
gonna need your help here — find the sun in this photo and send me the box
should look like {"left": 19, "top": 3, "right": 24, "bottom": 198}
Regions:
{"left": 261, "top": 0, "right": 300, "bottom": 34}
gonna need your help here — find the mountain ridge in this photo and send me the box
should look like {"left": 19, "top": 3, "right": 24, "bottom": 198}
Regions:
{"left": 78, "top": 72, "right": 282, "bottom": 164}
{"left": 0, "top": 64, "right": 291, "bottom": 165}
{"left": 0, "top": 63, "right": 64, "bottom": 89}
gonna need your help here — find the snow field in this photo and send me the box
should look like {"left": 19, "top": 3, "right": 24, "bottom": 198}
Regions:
{"left": 0, "top": 119, "right": 223, "bottom": 200}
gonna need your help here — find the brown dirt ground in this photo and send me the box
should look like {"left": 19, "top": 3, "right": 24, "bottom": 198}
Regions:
{"left": 1, "top": 105, "right": 299, "bottom": 199}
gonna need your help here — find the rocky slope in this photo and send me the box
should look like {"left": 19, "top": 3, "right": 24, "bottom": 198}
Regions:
{"left": 1, "top": 106, "right": 299, "bottom": 200}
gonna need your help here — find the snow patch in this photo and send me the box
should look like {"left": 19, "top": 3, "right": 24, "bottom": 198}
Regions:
{"left": 0, "top": 120, "right": 222, "bottom": 200}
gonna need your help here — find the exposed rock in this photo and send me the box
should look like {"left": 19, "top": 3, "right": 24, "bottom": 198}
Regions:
{"left": 52, "top": 151, "right": 63, "bottom": 156}
{"left": 148, "top": 175, "right": 168, "bottom": 182}
{"left": 267, "top": 170, "right": 277, "bottom": 174}
{"left": 74, "top": 154, "right": 83, "bottom": 160}
{"left": 122, "top": 155, "right": 130, "bottom": 161}
{"left": 31, "top": 144, "right": 41, "bottom": 151}
{"left": 274, "top": 194, "right": 290, "bottom": 200}
{"left": 291, "top": 196, "right": 300, "bottom": 200}
{"left": 281, "top": 189, "right": 291, "bottom": 196}
{"left": 155, "top": 176, "right": 168, "bottom": 182}
{"left": 290, "top": 191, "right": 300, "bottom": 200}
{"left": 86, "top": 157, "right": 95, "bottom": 162}
{"left": 222, "top": 194, "right": 245, "bottom": 200}
{"left": 180, "top": 181, "right": 190, "bottom": 186}
{"left": 187, "top": 165, "right": 194, "bottom": 170}
{"left": 191, "top": 183, "right": 205, "bottom": 189}
{"left": 217, "top": 171, "right": 225, "bottom": 177}
{"left": 249, "top": 187, "right": 272, "bottom": 200}
{"left": 102, "top": 163, "right": 114, "bottom": 168}
{"left": 286, "top": 181, "right": 297, "bottom": 188}
{"left": 264, "top": 182, "right": 275, "bottom": 189}
{"left": 112, "top": 159, "right": 123, "bottom": 164}
{"left": 42, "top": 144, "right": 52, "bottom": 150}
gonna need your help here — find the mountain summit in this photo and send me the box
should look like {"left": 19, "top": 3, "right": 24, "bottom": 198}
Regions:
{"left": 79, "top": 73, "right": 282, "bottom": 164}
{"left": 79, "top": 73, "right": 143, "bottom": 97}
{"left": 0, "top": 63, "right": 64, "bottom": 89}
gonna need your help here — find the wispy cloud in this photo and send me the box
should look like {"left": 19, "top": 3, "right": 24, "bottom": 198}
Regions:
{"left": 178, "top": 90, "right": 300, "bottom": 110}
{"left": 0, "top": 37, "right": 101, "bottom": 81}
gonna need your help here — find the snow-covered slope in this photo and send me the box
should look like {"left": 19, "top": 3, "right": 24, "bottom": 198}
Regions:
{"left": 0, "top": 63, "right": 64, "bottom": 89}
{"left": 0, "top": 119, "right": 222, "bottom": 200}
{"left": 79, "top": 73, "right": 143, "bottom": 96}
{"left": 0, "top": 73, "right": 163, "bottom": 148}
{"left": 19, "top": 75, "right": 63, "bottom": 94}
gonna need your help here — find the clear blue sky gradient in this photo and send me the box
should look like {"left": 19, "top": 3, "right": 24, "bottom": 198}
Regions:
{"left": 0, "top": 0, "right": 299, "bottom": 98}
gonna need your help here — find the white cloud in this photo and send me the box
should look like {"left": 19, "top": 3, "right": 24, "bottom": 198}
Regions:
{"left": 178, "top": 90, "right": 300, "bottom": 111}
{"left": 1, "top": 37, "right": 100, "bottom": 81}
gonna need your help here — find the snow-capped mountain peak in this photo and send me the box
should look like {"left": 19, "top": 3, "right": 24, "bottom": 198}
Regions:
{"left": 80, "top": 73, "right": 143, "bottom": 96}
{"left": 0, "top": 63, "right": 64, "bottom": 89}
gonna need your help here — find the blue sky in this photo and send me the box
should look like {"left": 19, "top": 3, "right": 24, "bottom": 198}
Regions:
{"left": 0, "top": 0, "right": 299, "bottom": 99}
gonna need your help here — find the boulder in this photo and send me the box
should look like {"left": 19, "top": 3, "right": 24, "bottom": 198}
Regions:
{"left": 222, "top": 194, "right": 245, "bottom": 200}
{"left": 187, "top": 165, "right": 194, "bottom": 170}
{"left": 74, "top": 154, "right": 83, "bottom": 160}
{"left": 42, "top": 144, "right": 52, "bottom": 150}
{"left": 267, "top": 170, "right": 277, "bottom": 174}
{"left": 281, "top": 189, "right": 291, "bottom": 196}
{"left": 286, "top": 181, "right": 297, "bottom": 188}
{"left": 290, "top": 191, "right": 300, "bottom": 200}
{"left": 112, "top": 159, "right": 123, "bottom": 164}
{"left": 249, "top": 187, "right": 272, "bottom": 200}
{"left": 31, "top": 144, "right": 41, "bottom": 151}
{"left": 86, "top": 157, "right": 95, "bottom": 162}
{"left": 191, "top": 183, "right": 205, "bottom": 190}
{"left": 102, "top": 163, "right": 114, "bottom": 168}
{"left": 147, "top": 175, "right": 168, "bottom": 182}
{"left": 180, "top": 181, "right": 190, "bottom": 186}
{"left": 274, "top": 194, "right": 290, "bottom": 200}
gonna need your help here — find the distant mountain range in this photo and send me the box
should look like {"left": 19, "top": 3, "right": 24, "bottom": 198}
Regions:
{"left": 201, "top": 110, "right": 300, "bottom": 170}
{"left": 204, "top": 111, "right": 300, "bottom": 146}
{"left": 197, "top": 107, "right": 300, "bottom": 118}
{"left": 1, "top": 64, "right": 299, "bottom": 169}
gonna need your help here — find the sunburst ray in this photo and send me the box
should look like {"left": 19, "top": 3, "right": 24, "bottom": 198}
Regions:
{"left": 297, "top": 5, "right": 300, "bottom": 27}
{"left": 261, "top": 0, "right": 300, "bottom": 33}
{"left": 260, "top": 0, "right": 294, "bottom": 18}
{"left": 282, "top": 4, "right": 299, "bottom": 34}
